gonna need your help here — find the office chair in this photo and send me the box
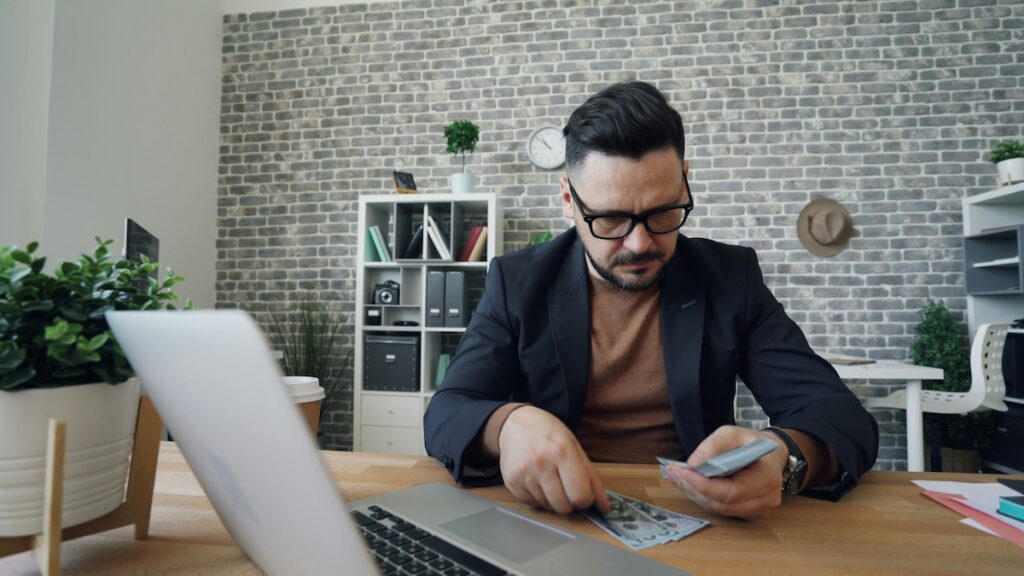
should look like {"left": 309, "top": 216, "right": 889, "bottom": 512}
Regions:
{"left": 867, "top": 323, "right": 1010, "bottom": 470}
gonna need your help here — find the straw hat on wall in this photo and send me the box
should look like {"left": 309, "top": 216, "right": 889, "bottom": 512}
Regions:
{"left": 797, "top": 198, "right": 853, "bottom": 258}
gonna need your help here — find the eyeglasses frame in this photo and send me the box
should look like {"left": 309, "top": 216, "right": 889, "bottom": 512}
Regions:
{"left": 566, "top": 171, "right": 695, "bottom": 240}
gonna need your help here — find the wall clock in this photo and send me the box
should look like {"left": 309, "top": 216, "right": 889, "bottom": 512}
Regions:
{"left": 526, "top": 125, "right": 566, "bottom": 170}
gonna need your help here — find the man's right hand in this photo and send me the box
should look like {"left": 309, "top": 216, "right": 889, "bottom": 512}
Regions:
{"left": 497, "top": 406, "right": 611, "bottom": 515}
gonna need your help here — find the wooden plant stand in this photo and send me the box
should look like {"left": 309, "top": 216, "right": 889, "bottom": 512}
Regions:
{"left": 0, "top": 396, "right": 162, "bottom": 575}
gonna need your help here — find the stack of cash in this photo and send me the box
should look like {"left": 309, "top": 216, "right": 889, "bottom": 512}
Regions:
{"left": 579, "top": 490, "right": 709, "bottom": 550}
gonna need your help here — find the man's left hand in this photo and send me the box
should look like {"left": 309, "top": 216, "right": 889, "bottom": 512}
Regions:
{"left": 663, "top": 425, "right": 789, "bottom": 518}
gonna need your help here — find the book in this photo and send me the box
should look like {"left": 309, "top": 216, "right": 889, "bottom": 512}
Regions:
{"left": 998, "top": 478, "right": 1024, "bottom": 495}
{"left": 427, "top": 215, "right": 451, "bottom": 251}
{"left": 368, "top": 227, "right": 385, "bottom": 261}
{"left": 392, "top": 170, "right": 417, "bottom": 194}
{"left": 458, "top": 225, "right": 483, "bottom": 262}
{"left": 434, "top": 353, "right": 451, "bottom": 389}
{"left": 426, "top": 216, "right": 452, "bottom": 260}
{"left": 467, "top": 226, "right": 488, "bottom": 262}
{"left": 369, "top": 225, "right": 391, "bottom": 262}
{"left": 998, "top": 495, "right": 1024, "bottom": 522}
{"left": 401, "top": 224, "right": 425, "bottom": 259}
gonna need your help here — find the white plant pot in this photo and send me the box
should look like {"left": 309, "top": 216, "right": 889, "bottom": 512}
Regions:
{"left": 451, "top": 172, "right": 475, "bottom": 194}
{"left": 997, "top": 158, "right": 1024, "bottom": 186}
{"left": 0, "top": 379, "right": 140, "bottom": 536}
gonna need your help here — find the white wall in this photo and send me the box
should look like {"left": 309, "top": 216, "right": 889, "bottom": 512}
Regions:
{"left": 0, "top": 0, "right": 55, "bottom": 249}
{"left": 42, "top": 0, "right": 221, "bottom": 308}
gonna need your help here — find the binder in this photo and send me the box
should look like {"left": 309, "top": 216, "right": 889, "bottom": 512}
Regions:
{"left": 444, "top": 271, "right": 467, "bottom": 327}
{"left": 426, "top": 271, "right": 446, "bottom": 327}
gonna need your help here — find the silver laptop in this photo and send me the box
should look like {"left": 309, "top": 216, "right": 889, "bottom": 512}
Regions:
{"left": 106, "top": 310, "right": 688, "bottom": 576}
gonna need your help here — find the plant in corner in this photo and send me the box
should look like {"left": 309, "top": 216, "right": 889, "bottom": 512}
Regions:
{"left": 990, "top": 139, "right": 1024, "bottom": 187}
{"left": 266, "top": 299, "right": 350, "bottom": 446}
{"left": 911, "top": 300, "right": 996, "bottom": 472}
{"left": 444, "top": 119, "right": 480, "bottom": 194}
{"left": 0, "top": 239, "right": 188, "bottom": 537}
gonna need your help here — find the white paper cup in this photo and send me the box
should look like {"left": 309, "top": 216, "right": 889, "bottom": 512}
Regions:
{"left": 282, "top": 376, "right": 325, "bottom": 435}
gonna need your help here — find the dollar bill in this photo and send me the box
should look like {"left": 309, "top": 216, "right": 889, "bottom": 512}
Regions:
{"left": 579, "top": 489, "right": 709, "bottom": 550}
{"left": 614, "top": 491, "right": 709, "bottom": 541}
{"left": 657, "top": 437, "right": 778, "bottom": 478}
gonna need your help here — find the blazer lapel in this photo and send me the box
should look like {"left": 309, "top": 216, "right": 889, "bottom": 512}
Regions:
{"left": 661, "top": 236, "right": 707, "bottom": 456}
{"left": 548, "top": 236, "right": 590, "bottom": 428}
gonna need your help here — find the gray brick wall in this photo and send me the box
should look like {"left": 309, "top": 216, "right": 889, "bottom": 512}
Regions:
{"left": 218, "top": 0, "right": 1024, "bottom": 469}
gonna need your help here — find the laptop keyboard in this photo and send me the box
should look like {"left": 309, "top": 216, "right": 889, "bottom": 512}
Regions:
{"left": 352, "top": 505, "right": 508, "bottom": 576}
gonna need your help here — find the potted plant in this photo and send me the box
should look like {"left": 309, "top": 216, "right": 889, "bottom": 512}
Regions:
{"left": 0, "top": 239, "right": 187, "bottom": 536}
{"left": 990, "top": 139, "right": 1024, "bottom": 186}
{"left": 266, "top": 299, "right": 349, "bottom": 447}
{"left": 444, "top": 119, "right": 480, "bottom": 194}
{"left": 912, "top": 300, "right": 996, "bottom": 472}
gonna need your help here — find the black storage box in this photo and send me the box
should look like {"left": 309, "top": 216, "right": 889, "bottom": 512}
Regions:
{"left": 364, "top": 334, "right": 419, "bottom": 392}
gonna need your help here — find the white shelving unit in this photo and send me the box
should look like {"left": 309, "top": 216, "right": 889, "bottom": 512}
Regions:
{"left": 962, "top": 182, "right": 1024, "bottom": 334}
{"left": 353, "top": 193, "right": 503, "bottom": 454}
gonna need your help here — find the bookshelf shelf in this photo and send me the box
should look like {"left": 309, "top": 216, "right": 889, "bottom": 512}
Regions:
{"left": 354, "top": 193, "right": 503, "bottom": 455}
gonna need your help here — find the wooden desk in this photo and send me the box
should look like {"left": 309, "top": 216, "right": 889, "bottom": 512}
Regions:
{"left": 0, "top": 442, "right": 1020, "bottom": 575}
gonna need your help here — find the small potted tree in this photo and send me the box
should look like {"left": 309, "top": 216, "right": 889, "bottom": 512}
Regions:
{"left": 0, "top": 239, "right": 187, "bottom": 536}
{"left": 990, "top": 139, "right": 1024, "bottom": 187}
{"left": 912, "top": 301, "right": 996, "bottom": 472}
{"left": 444, "top": 120, "right": 480, "bottom": 194}
{"left": 266, "top": 299, "right": 349, "bottom": 447}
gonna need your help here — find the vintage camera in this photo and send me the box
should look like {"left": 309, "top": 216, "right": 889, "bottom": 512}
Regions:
{"left": 372, "top": 280, "right": 401, "bottom": 305}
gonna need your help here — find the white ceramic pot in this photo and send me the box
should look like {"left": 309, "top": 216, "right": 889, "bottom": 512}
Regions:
{"left": 997, "top": 158, "right": 1024, "bottom": 186}
{"left": 0, "top": 379, "right": 140, "bottom": 536}
{"left": 451, "top": 172, "right": 475, "bottom": 194}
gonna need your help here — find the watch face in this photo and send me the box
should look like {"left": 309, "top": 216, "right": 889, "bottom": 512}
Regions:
{"left": 527, "top": 126, "right": 566, "bottom": 170}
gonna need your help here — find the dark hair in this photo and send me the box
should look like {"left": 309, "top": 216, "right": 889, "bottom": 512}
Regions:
{"left": 563, "top": 81, "right": 685, "bottom": 174}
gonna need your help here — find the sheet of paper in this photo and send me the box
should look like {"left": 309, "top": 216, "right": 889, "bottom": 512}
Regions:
{"left": 962, "top": 518, "right": 1000, "bottom": 537}
{"left": 912, "top": 480, "right": 1024, "bottom": 532}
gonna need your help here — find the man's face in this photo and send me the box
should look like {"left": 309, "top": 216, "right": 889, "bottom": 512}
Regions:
{"left": 560, "top": 146, "right": 690, "bottom": 291}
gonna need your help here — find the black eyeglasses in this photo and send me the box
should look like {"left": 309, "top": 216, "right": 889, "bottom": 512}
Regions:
{"left": 567, "top": 172, "right": 694, "bottom": 240}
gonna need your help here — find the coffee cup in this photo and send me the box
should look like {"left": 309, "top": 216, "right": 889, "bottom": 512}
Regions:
{"left": 281, "top": 376, "right": 325, "bottom": 436}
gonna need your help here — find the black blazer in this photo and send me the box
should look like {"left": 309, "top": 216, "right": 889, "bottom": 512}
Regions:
{"left": 424, "top": 229, "right": 878, "bottom": 498}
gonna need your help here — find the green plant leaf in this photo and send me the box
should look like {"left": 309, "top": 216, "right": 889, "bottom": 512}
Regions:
{"left": 0, "top": 238, "right": 188, "bottom": 391}
{"left": 82, "top": 333, "right": 110, "bottom": 352}
{"left": 0, "top": 367, "right": 36, "bottom": 391}
{"left": 45, "top": 319, "right": 69, "bottom": 341}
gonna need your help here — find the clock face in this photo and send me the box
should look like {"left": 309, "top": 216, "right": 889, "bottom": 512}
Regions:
{"left": 527, "top": 126, "right": 566, "bottom": 170}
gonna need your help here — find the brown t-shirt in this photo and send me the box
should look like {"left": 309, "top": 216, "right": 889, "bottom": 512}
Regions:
{"left": 474, "top": 274, "right": 683, "bottom": 464}
{"left": 574, "top": 276, "right": 684, "bottom": 463}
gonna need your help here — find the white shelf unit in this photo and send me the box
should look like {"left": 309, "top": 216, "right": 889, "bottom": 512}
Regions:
{"left": 354, "top": 193, "right": 503, "bottom": 455}
{"left": 962, "top": 182, "right": 1024, "bottom": 335}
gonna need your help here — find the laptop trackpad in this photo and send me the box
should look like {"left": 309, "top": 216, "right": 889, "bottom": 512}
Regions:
{"left": 440, "top": 507, "right": 573, "bottom": 564}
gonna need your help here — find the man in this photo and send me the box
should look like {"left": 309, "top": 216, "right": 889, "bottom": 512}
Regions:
{"left": 424, "top": 81, "right": 878, "bottom": 519}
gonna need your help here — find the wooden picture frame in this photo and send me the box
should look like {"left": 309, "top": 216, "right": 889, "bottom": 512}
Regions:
{"left": 392, "top": 171, "right": 418, "bottom": 194}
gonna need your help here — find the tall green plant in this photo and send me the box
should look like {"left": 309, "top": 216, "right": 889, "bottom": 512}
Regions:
{"left": 265, "top": 299, "right": 349, "bottom": 436}
{"left": 0, "top": 239, "right": 188, "bottom": 391}
{"left": 444, "top": 120, "right": 480, "bottom": 172}
{"left": 912, "top": 300, "right": 995, "bottom": 450}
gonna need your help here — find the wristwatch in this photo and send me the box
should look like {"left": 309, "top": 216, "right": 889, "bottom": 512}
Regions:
{"left": 764, "top": 427, "right": 808, "bottom": 495}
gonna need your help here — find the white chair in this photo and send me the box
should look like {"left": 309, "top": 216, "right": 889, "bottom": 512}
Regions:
{"left": 868, "top": 323, "right": 1010, "bottom": 415}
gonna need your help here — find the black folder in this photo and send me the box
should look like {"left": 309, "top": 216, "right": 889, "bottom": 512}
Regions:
{"left": 444, "top": 271, "right": 467, "bottom": 328}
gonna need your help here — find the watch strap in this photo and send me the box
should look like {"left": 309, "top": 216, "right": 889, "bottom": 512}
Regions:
{"left": 764, "top": 427, "right": 807, "bottom": 495}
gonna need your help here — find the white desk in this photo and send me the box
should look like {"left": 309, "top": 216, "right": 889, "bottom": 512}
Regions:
{"left": 828, "top": 360, "right": 944, "bottom": 473}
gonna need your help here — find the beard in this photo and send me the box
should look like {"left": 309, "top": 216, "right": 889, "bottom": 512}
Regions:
{"left": 584, "top": 246, "right": 666, "bottom": 292}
